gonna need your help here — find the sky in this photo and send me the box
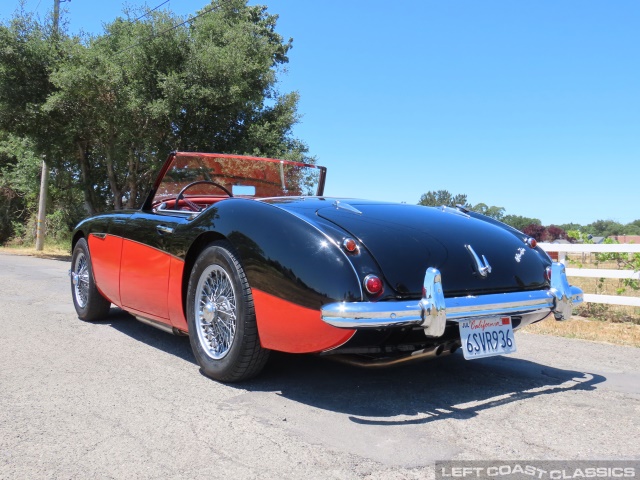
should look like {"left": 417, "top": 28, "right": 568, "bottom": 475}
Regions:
{"left": 1, "top": 0, "right": 638, "bottom": 226}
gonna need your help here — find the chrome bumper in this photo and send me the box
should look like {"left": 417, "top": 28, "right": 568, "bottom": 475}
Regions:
{"left": 321, "top": 262, "right": 583, "bottom": 338}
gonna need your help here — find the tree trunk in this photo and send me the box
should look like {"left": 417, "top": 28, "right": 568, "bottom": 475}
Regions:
{"left": 76, "top": 142, "right": 97, "bottom": 216}
{"left": 104, "top": 149, "right": 122, "bottom": 210}
{"left": 125, "top": 147, "right": 139, "bottom": 209}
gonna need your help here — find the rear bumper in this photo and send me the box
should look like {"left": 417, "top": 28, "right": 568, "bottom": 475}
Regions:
{"left": 321, "top": 262, "right": 583, "bottom": 337}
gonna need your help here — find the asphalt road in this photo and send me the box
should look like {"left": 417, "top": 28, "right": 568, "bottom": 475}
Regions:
{"left": 1, "top": 253, "right": 639, "bottom": 479}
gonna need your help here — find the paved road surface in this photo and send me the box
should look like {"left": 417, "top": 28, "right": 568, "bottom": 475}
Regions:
{"left": 1, "top": 253, "right": 639, "bottom": 479}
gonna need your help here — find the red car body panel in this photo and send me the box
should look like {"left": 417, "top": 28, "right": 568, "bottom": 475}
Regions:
{"left": 120, "top": 239, "right": 170, "bottom": 319}
{"left": 168, "top": 258, "right": 188, "bottom": 330}
{"left": 88, "top": 234, "right": 123, "bottom": 305}
{"left": 252, "top": 288, "right": 355, "bottom": 353}
{"left": 88, "top": 233, "right": 351, "bottom": 351}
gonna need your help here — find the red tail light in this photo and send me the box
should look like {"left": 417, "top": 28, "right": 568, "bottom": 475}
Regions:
{"left": 343, "top": 238, "right": 358, "bottom": 253}
{"left": 364, "top": 274, "right": 383, "bottom": 295}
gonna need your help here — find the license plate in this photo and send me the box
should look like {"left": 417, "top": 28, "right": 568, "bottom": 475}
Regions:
{"left": 459, "top": 316, "right": 517, "bottom": 360}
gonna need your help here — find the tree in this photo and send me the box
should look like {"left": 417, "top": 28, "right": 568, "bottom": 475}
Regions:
{"left": 1, "top": 0, "right": 310, "bottom": 231}
{"left": 471, "top": 203, "right": 505, "bottom": 221}
{"left": 558, "top": 222, "right": 583, "bottom": 233}
{"left": 503, "top": 215, "right": 542, "bottom": 232}
{"left": 418, "top": 190, "right": 470, "bottom": 208}
{"left": 44, "top": 0, "right": 308, "bottom": 213}
{"left": 0, "top": 8, "right": 86, "bottom": 242}
{"left": 0, "top": 10, "right": 58, "bottom": 156}
{"left": 586, "top": 219, "right": 625, "bottom": 237}
{"left": 0, "top": 134, "right": 40, "bottom": 243}
{"left": 566, "top": 230, "right": 585, "bottom": 243}
{"left": 622, "top": 223, "right": 640, "bottom": 236}
{"left": 544, "top": 225, "right": 567, "bottom": 242}
{"left": 522, "top": 224, "right": 546, "bottom": 241}
{"left": 417, "top": 191, "right": 506, "bottom": 220}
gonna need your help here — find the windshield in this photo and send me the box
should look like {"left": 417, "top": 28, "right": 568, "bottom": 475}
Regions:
{"left": 153, "top": 152, "right": 326, "bottom": 204}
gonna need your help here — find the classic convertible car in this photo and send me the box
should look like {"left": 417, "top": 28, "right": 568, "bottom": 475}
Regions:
{"left": 70, "top": 152, "right": 583, "bottom": 382}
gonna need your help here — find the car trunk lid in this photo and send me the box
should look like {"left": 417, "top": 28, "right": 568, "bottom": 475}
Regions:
{"left": 316, "top": 202, "right": 548, "bottom": 297}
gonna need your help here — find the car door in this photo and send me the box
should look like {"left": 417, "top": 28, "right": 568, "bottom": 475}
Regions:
{"left": 118, "top": 211, "right": 189, "bottom": 321}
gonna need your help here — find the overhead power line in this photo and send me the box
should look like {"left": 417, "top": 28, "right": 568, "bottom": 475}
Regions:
{"left": 132, "top": 0, "right": 171, "bottom": 23}
{"left": 114, "top": 0, "right": 233, "bottom": 57}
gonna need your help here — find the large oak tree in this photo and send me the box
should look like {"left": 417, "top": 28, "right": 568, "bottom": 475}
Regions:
{"left": 0, "top": 0, "right": 310, "bottom": 241}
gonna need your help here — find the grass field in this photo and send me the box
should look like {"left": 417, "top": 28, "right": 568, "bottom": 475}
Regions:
{"left": 0, "top": 244, "right": 71, "bottom": 261}
{"left": 524, "top": 314, "right": 640, "bottom": 348}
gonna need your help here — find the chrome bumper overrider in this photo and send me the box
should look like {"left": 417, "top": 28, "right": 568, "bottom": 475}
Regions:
{"left": 321, "top": 262, "right": 583, "bottom": 338}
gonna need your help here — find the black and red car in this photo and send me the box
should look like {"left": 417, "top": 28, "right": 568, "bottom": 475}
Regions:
{"left": 70, "top": 152, "right": 583, "bottom": 382}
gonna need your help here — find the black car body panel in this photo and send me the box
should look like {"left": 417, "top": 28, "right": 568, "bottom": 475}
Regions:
{"left": 264, "top": 198, "right": 551, "bottom": 297}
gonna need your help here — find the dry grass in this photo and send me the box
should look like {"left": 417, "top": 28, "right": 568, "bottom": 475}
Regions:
{"left": 565, "top": 253, "right": 640, "bottom": 324}
{"left": 0, "top": 245, "right": 71, "bottom": 261}
{"left": 523, "top": 252, "right": 640, "bottom": 346}
{"left": 524, "top": 314, "right": 640, "bottom": 348}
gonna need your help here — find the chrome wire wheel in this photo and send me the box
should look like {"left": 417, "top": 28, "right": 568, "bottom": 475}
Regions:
{"left": 194, "top": 264, "right": 237, "bottom": 360}
{"left": 70, "top": 238, "right": 110, "bottom": 321}
{"left": 187, "top": 242, "right": 269, "bottom": 382}
{"left": 72, "top": 251, "right": 90, "bottom": 309}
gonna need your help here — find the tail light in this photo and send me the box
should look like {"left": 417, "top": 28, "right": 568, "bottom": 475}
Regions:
{"left": 342, "top": 238, "right": 358, "bottom": 253}
{"left": 364, "top": 274, "right": 383, "bottom": 296}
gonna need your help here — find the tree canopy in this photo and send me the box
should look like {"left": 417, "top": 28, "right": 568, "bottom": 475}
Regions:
{"left": 418, "top": 190, "right": 505, "bottom": 221}
{"left": 418, "top": 190, "right": 470, "bottom": 209}
{"left": 416, "top": 190, "right": 638, "bottom": 240}
{"left": 0, "top": 1, "right": 309, "bottom": 243}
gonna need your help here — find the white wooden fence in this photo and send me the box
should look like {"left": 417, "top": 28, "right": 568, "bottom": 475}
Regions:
{"left": 539, "top": 243, "right": 640, "bottom": 308}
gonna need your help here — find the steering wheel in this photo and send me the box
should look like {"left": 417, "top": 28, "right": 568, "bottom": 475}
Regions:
{"left": 174, "top": 180, "right": 233, "bottom": 211}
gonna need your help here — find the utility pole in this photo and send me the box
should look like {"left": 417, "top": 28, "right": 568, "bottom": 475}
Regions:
{"left": 35, "top": 0, "right": 69, "bottom": 250}
{"left": 35, "top": 158, "right": 49, "bottom": 251}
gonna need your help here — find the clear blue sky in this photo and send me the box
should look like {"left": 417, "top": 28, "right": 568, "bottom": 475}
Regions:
{"left": 2, "top": 0, "right": 639, "bottom": 226}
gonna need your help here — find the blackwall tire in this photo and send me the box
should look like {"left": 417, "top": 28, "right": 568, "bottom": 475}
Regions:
{"left": 70, "top": 237, "right": 111, "bottom": 321}
{"left": 186, "top": 241, "right": 269, "bottom": 382}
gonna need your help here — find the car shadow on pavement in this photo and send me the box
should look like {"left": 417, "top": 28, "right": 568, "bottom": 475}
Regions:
{"left": 99, "top": 308, "right": 196, "bottom": 364}
{"left": 99, "top": 309, "right": 605, "bottom": 425}
{"left": 248, "top": 351, "right": 605, "bottom": 425}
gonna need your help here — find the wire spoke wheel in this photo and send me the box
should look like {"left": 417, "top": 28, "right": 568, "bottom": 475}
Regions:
{"left": 72, "top": 252, "right": 90, "bottom": 308}
{"left": 187, "top": 242, "right": 269, "bottom": 382}
{"left": 195, "top": 265, "right": 237, "bottom": 360}
{"left": 70, "top": 237, "right": 111, "bottom": 321}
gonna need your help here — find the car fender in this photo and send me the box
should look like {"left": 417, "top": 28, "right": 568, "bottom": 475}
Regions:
{"left": 181, "top": 199, "right": 362, "bottom": 353}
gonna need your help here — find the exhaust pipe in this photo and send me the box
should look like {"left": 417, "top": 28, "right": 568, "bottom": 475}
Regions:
{"left": 327, "top": 341, "right": 460, "bottom": 368}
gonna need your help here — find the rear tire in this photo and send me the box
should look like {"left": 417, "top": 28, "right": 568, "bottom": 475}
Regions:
{"left": 186, "top": 241, "right": 269, "bottom": 382}
{"left": 70, "top": 238, "right": 111, "bottom": 321}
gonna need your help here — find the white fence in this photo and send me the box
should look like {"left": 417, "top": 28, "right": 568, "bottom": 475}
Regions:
{"left": 539, "top": 243, "right": 640, "bottom": 308}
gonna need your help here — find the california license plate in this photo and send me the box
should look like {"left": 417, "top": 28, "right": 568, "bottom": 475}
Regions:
{"left": 459, "top": 316, "right": 517, "bottom": 360}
